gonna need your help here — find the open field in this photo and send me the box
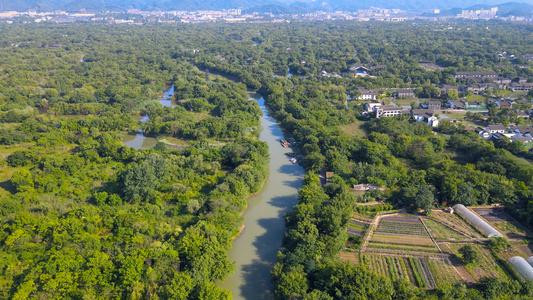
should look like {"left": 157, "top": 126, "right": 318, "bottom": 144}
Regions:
{"left": 338, "top": 121, "right": 366, "bottom": 137}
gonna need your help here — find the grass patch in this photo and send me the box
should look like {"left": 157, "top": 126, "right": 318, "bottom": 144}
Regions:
{"left": 493, "top": 221, "right": 530, "bottom": 237}
{"left": 338, "top": 121, "right": 366, "bottom": 137}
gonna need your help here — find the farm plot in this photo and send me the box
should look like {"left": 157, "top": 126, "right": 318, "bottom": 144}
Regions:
{"left": 473, "top": 208, "right": 515, "bottom": 223}
{"left": 375, "top": 218, "right": 428, "bottom": 236}
{"left": 427, "top": 257, "right": 462, "bottom": 286}
{"left": 362, "top": 255, "right": 411, "bottom": 284}
{"left": 347, "top": 219, "right": 369, "bottom": 237}
{"left": 367, "top": 216, "right": 438, "bottom": 253}
{"left": 362, "top": 254, "right": 438, "bottom": 289}
{"left": 446, "top": 243, "right": 509, "bottom": 281}
{"left": 473, "top": 208, "right": 532, "bottom": 240}
{"left": 430, "top": 210, "right": 483, "bottom": 238}
{"left": 422, "top": 218, "right": 470, "bottom": 241}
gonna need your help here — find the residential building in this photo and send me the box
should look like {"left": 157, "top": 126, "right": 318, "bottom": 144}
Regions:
{"left": 375, "top": 105, "right": 402, "bottom": 118}
{"left": 459, "top": 83, "right": 497, "bottom": 94}
{"left": 454, "top": 71, "right": 498, "bottom": 81}
{"left": 485, "top": 124, "right": 506, "bottom": 134}
{"left": 364, "top": 102, "right": 382, "bottom": 112}
{"left": 394, "top": 89, "right": 415, "bottom": 98}
{"left": 511, "top": 82, "right": 533, "bottom": 92}
{"left": 411, "top": 109, "right": 439, "bottom": 127}
{"left": 354, "top": 88, "right": 378, "bottom": 100}
{"left": 422, "top": 100, "right": 442, "bottom": 110}
{"left": 446, "top": 100, "right": 465, "bottom": 109}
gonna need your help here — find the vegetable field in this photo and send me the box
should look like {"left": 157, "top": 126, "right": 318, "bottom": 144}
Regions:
{"left": 430, "top": 211, "right": 483, "bottom": 238}
{"left": 375, "top": 219, "right": 428, "bottom": 236}
{"left": 423, "top": 218, "right": 470, "bottom": 241}
{"left": 367, "top": 215, "right": 437, "bottom": 253}
{"left": 347, "top": 219, "right": 369, "bottom": 237}
{"left": 362, "top": 254, "right": 444, "bottom": 289}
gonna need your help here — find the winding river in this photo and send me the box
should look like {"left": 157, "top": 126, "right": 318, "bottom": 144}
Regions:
{"left": 220, "top": 92, "right": 304, "bottom": 299}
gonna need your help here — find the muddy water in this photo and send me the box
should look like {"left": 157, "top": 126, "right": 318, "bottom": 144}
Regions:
{"left": 220, "top": 93, "right": 304, "bottom": 299}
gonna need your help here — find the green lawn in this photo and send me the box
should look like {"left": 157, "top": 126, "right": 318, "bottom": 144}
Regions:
{"left": 338, "top": 122, "right": 366, "bottom": 137}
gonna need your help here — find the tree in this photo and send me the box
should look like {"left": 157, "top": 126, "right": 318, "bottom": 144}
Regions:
{"left": 459, "top": 245, "right": 481, "bottom": 265}
{"left": 11, "top": 169, "right": 34, "bottom": 193}
{"left": 453, "top": 182, "right": 476, "bottom": 206}
{"left": 447, "top": 89, "right": 459, "bottom": 100}
{"left": 274, "top": 267, "right": 309, "bottom": 299}
{"left": 303, "top": 152, "right": 325, "bottom": 174}
{"left": 401, "top": 185, "right": 435, "bottom": 214}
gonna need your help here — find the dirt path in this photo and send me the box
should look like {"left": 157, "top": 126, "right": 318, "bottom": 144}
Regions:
{"left": 361, "top": 214, "right": 382, "bottom": 251}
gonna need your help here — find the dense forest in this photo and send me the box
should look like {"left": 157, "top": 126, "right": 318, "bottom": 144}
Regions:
{"left": 0, "top": 24, "right": 268, "bottom": 299}
{"left": 0, "top": 19, "right": 533, "bottom": 299}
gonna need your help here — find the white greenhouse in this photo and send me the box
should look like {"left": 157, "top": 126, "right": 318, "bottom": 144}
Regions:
{"left": 452, "top": 204, "right": 503, "bottom": 238}
{"left": 526, "top": 256, "right": 533, "bottom": 267}
{"left": 508, "top": 256, "right": 533, "bottom": 280}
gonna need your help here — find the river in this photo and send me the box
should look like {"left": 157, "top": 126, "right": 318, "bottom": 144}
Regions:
{"left": 220, "top": 92, "right": 304, "bottom": 299}
{"left": 123, "top": 83, "right": 304, "bottom": 298}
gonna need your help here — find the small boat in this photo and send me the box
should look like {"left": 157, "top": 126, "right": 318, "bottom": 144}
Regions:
{"left": 290, "top": 158, "right": 297, "bottom": 164}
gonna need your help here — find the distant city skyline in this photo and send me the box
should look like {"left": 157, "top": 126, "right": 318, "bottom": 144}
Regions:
{"left": 1, "top": 0, "right": 533, "bottom": 12}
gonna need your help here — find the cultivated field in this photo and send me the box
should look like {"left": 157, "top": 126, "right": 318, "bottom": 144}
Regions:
{"left": 342, "top": 206, "right": 532, "bottom": 289}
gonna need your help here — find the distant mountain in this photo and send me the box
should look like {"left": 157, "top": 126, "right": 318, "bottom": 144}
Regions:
{"left": 0, "top": 0, "right": 532, "bottom": 12}
{"left": 466, "top": 2, "right": 533, "bottom": 14}
{"left": 424, "top": 2, "right": 533, "bottom": 17}
{"left": 243, "top": 4, "right": 309, "bottom": 15}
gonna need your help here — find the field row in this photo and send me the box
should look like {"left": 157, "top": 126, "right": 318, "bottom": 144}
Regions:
{"left": 375, "top": 220, "right": 428, "bottom": 237}
{"left": 371, "top": 235, "right": 435, "bottom": 248}
{"left": 362, "top": 254, "right": 442, "bottom": 289}
{"left": 347, "top": 219, "right": 369, "bottom": 237}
